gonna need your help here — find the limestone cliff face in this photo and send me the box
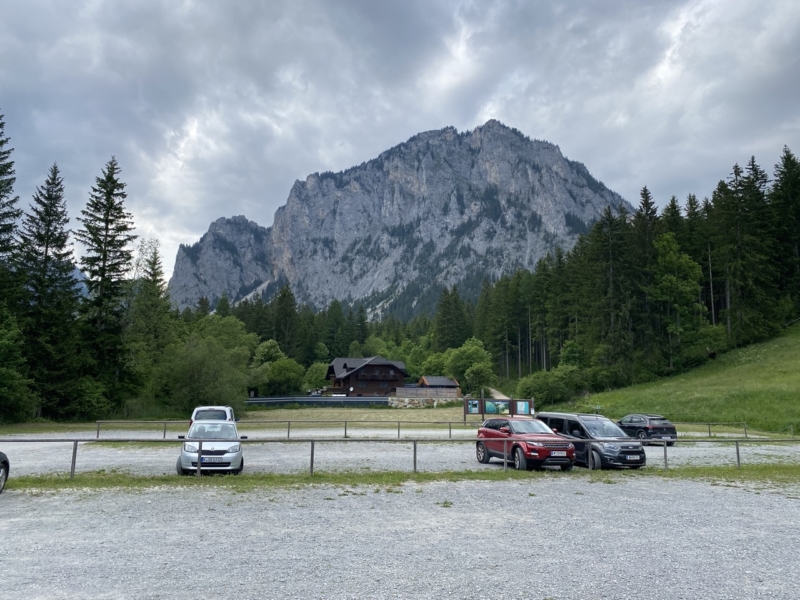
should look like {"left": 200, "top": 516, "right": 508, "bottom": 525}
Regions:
{"left": 167, "top": 120, "right": 631, "bottom": 316}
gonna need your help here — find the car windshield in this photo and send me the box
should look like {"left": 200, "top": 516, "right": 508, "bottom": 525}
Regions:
{"left": 194, "top": 409, "right": 228, "bottom": 420}
{"left": 582, "top": 419, "right": 628, "bottom": 438}
{"left": 510, "top": 420, "right": 554, "bottom": 434}
{"left": 188, "top": 423, "right": 238, "bottom": 440}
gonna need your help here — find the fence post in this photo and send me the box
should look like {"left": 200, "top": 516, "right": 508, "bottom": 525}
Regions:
{"left": 310, "top": 441, "right": 315, "bottom": 476}
{"left": 735, "top": 441, "right": 741, "bottom": 468}
{"left": 344, "top": 421, "right": 348, "bottom": 439}
{"left": 708, "top": 423, "right": 711, "bottom": 437}
{"left": 744, "top": 423, "right": 748, "bottom": 439}
{"left": 287, "top": 421, "right": 291, "bottom": 439}
{"left": 397, "top": 421, "right": 401, "bottom": 439}
{"left": 413, "top": 441, "right": 417, "bottom": 473}
{"left": 503, "top": 439, "right": 508, "bottom": 472}
{"left": 663, "top": 440, "right": 668, "bottom": 470}
{"left": 588, "top": 442, "right": 593, "bottom": 470}
{"left": 196, "top": 441, "right": 203, "bottom": 477}
{"left": 449, "top": 422, "right": 452, "bottom": 439}
{"left": 70, "top": 440, "right": 78, "bottom": 479}
{"left": 96, "top": 422, "right": 101, "bottom": 439}
{"left": 163, "top": 422, "right": 167, "bottom": 440}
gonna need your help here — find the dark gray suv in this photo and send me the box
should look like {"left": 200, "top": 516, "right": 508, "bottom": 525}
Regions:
{"left": 534, "top": 412, "right": 646, "bottom": 469}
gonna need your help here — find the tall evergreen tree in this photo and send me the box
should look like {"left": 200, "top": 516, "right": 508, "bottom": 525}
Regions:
{"left": 769, "top": 147, "right": 800, "bottom": 315}
{"left": 0, "top": 112, "right": 22, "bottom": 304}
{"left": 16, "top": 163, "right": 83, "bottom": 417}
{"left": 75, "top": 157, "right": 137, "bottom": 410}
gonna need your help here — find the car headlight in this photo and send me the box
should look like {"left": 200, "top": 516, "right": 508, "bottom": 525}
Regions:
{"left": 526, "top": 441, "right": 544, "bottom": 448}
{"left": 601, "top": 443, "right": 620, "bottom": 451}
{"left": 567, "top": 443, "right": 575, "bottom": 450}
{"left": 226, "top": 444, "right": 241, "bottom": 454}
{"left": 184, "top": 444, "right": 198, "bottom": 453}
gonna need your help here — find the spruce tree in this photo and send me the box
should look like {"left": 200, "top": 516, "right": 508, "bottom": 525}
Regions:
{"left": 769, "top": 147, "right": 800, "bottom": 315}
{"left": 0, "top": 112, "right": 22, "bottom": 304}
{"left": 75, "top": 157, "right": 137, "bottom": 409}
{"left": 16, "top": 163, "right": 83, "bottom": 417}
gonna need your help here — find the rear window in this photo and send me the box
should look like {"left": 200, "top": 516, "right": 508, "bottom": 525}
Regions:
{"left": 649, "top": 418, "right": 671, "bottom": 424}
{"left": 194, "top": 409, "right": 228, "bottom": 420}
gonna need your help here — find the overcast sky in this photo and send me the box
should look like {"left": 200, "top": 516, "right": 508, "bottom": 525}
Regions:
{"left": 2, "top": 0, "right": 798, "bottom": 277}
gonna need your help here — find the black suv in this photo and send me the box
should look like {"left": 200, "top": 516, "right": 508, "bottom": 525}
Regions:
{"left": 617, "top": 414, "right": 677, "bottom": 446}
{"left": 534, "top": 412, "right": 646, "bottom": 469}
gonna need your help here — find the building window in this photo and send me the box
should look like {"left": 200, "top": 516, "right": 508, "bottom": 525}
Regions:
{"left": 358, "top": 381, "right": 367, "bottom": 388}
{"left": 389, "top": 369, "right": 394, "bottom": 375}
{"left": 380, "top": 382, "right": 388, "bottom": 388}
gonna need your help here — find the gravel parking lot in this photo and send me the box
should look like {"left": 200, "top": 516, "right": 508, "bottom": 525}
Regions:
{"left": 1, "top": 428, "right": 800, "bottom": 477}
{"left": 1, "top": 477, "right": 799, "bottom": 599}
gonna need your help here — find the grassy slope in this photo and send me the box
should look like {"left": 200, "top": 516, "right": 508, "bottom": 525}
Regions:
{"left": 554, "top": 324, "right": 800, "bottom": 433}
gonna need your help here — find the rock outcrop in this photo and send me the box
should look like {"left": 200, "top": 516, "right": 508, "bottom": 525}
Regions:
{"left": 168, "top": 120, "right": 631, "bottom": 317}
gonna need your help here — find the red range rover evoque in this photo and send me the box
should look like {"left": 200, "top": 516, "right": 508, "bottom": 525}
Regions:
{"left": 476, "top": 416, "right": 576, "bottom": 471}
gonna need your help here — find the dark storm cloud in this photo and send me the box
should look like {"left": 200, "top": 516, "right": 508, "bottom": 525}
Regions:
{"left": 1, "top": 0, "right": 797, "bottom": 275}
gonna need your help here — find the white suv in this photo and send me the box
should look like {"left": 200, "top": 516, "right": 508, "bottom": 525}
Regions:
{"left": 190, "top": 405, "right": 236, "bottom": 425}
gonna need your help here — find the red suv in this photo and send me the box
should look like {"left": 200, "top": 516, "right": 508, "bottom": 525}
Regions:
{"left": 476, "top": 417, "right": 576, "bottom": 471}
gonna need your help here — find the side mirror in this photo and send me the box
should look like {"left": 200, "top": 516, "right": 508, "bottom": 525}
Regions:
{"left": 499, "top": 426, "right": 510, "bottom": 433}
{"left": 572, "top": 430, "right": 581, "bottom": 438}
{"left": 240, "top": 436, "right": 248, "bottom": 440}
{"left": 235, "top": 417, "right": 240, "bottom": 422}
{"left": 178, "top": 435, "right": 185, "bottom": 440}
{"left": 552, "top": 428, "right": 558, "bottom": 433}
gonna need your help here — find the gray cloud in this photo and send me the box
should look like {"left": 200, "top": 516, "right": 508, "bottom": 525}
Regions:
{"left": 1, "top": 0, "right": 798, "bottom": 276}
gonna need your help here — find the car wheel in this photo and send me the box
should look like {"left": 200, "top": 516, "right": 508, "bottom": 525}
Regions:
{"left": 0, "top": 463, "right": 7, "bottom": 493}
{"left": 234, "top": 458, "right": 244, "bottom": 475}
{"left": 636, "top": 431, "right": 648, "bottom": 444}
{"left": 513, "top": 447, "right": 528, "bottom": 471}
{"left": 589, "top": 450, "right": 602, "bottom": 470}
{"left": 476, "top": 442, "right": 491, "bottom": 464}
{"left": 176, "top": 457, "right": 188, "bottom": 476}
{"left": 560, "top": 464, "right": 574, "bottom": 472}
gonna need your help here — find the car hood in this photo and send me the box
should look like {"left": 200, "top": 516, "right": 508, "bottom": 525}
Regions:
{"left": 507, "top": 433, "right": 564, "bottom": 441}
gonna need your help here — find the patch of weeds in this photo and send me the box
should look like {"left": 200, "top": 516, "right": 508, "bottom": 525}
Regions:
{"left": 416, "top": 488, "right": 424, "bottom": 494}
{"left": 528, "top": 492, "right": 536, "bottom": 497}
{"left": 324, "top": 497, "right": 335, "bottom": 501}
{"left": 436, "top": 500, "right": 453, "bottom": 508}
{"left": 575, "top": 492, "right": 584, "bottom": 495}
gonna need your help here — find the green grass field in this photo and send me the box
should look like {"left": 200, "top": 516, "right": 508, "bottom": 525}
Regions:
{"left": 551, "top": 324, "right": 800, "bottom": 434}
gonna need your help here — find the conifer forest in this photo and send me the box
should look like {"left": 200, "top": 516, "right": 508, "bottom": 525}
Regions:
{"left": 1, "top": 110, "right": 798, "bottom": 422}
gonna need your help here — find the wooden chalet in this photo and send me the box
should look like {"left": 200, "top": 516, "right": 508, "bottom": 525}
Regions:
{"left": 326, "top": 356, "right": 409, "bottom": 397}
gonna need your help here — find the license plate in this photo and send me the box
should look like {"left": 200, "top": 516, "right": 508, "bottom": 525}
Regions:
{"left": 625, "top": 455, "right": 641, "bottom": 460}
{"left": 201, "top": 457, "right": 223, "bottom": 463}
{"left": 551, "top": 451, "right": 567, "bottom": 456}
{"left": 661, "top": 436, "right": 673, "bottom": 439}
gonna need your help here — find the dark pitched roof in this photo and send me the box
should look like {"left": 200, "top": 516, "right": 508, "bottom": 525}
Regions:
{"left": 327, "top": 356, "right": 409, "bottom": 379}
{"left": 419, "top": 376, "right": 460, "bottom": 388}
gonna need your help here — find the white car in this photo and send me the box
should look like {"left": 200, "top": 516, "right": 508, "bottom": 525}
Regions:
{"left": 189, "top": 405, "right": 237, "bottom": 425}
{"left": 177, "top": 420, "right": 247, "bottom": 475}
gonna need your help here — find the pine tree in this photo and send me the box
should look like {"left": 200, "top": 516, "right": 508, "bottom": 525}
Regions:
{"left": 75, "top": 157, "right": 137, "bottom": 409}
{"left": 0, "top": 112, "right": 22, "bottom": 304}
{"left": 16, "top": 163, "right": 83, "bottom": 417}
{"left": 769, "top": 147, "right": 800, "bottom": 315}
{"left": 0, "top": 303, "right": 35, "bottom": 422}
{"left": 215, "top": 292, "right": 231, "bottom": 317}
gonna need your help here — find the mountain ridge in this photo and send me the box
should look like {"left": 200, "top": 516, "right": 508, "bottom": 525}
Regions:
{"left": 167, "top": 120, "right": 631, "bottom": 317}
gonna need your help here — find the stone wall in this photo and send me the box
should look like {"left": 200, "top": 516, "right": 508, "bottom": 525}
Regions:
{"left": 388, "top": 397, "right": 458, "bottom": 408}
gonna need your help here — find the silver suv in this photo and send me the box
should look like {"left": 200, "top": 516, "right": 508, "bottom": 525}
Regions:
{"left": 534, "top": 412, "right": 646, "bottom": 470}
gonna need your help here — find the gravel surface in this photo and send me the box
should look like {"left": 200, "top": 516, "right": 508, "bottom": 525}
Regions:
{"left": 1, "top": 429, "right": 800, "bottom": 477}
{"left": 1, "top": 477, "right": 799, "bottom": 599}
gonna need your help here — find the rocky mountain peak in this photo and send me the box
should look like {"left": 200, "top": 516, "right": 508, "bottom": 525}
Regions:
{"left": 168, "top": 121, "right": 631, "bottom": 318}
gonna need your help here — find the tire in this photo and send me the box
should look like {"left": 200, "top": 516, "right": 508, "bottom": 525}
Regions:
{"left": 636, "top": 431, "right": 648, "bottom": 445}
{"left": 233, "top": 458, "right": 244, "bottom": 475}
{"left": 513, "top": 447, "right": 528, "bottom": 471}
{"left": 589, "top": 450, "right": 602, "bottom": 470}
{"left": 0, "top": 463, "right": 7, "bottom": 493}
{"left": 476, "top": 442, "right": 491, "bottom": 464}
{"left": 176, "top": 457, "right": 188, "bottom": 476}
{"left": 560, "top": 463, "right": 574, "bottom": 472}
